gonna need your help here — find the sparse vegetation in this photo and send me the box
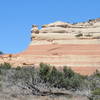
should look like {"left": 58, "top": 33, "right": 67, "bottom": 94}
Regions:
{"left": 0, "top": 62, "right": 11, "bottom": 69}
{"left": 39, "top": 63, "right": 85, "bottom": 90}
{"left": 75, "top": 33, "right": 83, "bottom": 37}
{"left": 0, "top": 62, "right": 100, "bottom": 100}
{"left": 85, "top": 34, "right": 92, "bottom": 37}
{"left": 88, "top": 88, "right": 100, "bottom": 100}
{"left": 92, "top": 88, "right": 100, "bottom": 95}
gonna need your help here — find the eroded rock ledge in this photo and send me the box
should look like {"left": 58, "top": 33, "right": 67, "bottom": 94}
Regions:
{"left": 0, "top": 18, "right": 100, "bottom": 75}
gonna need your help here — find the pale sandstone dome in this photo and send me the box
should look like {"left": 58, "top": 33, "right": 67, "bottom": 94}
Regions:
{"left": 42, "top": 21, "right": 72, "bottom": 27}
{"left": 38, "top": 18, "right": 100, "bottom": 39}
{"left": 0, "top": 18, "right": 100, "bottom": 75}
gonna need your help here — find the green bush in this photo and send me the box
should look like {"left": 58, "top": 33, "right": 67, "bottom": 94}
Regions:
{"left": 63, "top": 66, "right": 75, "bottom": 78}
{"left": 39, "top": 64, "right": 84, "bottom": 90}
{"left": 13, "top": 67, "right": 35, "bottom": 83}
{"left": 93, "top": 70, "right": 100, "bottom": 78}
{"left": 39, "top": 64, "right": 65, "bottom": 88}
{"left": 0, "top": 83, "right": 2, "bottom": 90}
{"left": 0, "top": 62, "right": 11, "bottom": 70}
{"left": 1, "top": 62, "right": 98, "bottom": 94}
{"left": 61, "top": 78, "right": 70, "bottom": 89}
{"left": 15, "top": 66, "right": 21, "bottom": 70}
{"left": 92, "top": 88, "right": 100, "bottom": 95}
{"left": 75, "top": 33, "right": 83, "bottom": 37}
{"left": 39, "top": 63, "right": 51, "bottom": 82}
{"left": 61, "top": 67, "right": 85, "bottom": 90}
{"left": 89, "top": 88, "right": 100, "bottom": 100}
{"left": 0, "top": 63, "right": 11, "bottom": 81}
{"left": 47, "top": 67, "right": 58, "bottom": 83}
{"left": 47, "top": 67, "right": 64, "bottom": 87}
{"left": 70, "top": 74, "right": 83, "bottom": 90}
{"left": 85, "top": 34, "right": 92, "bottom": 37}
{"left": 0, "top": 70, "right": 1, "bottom": 75}
{"left": 39, "top": 64, "right": 86, "bottom": 89}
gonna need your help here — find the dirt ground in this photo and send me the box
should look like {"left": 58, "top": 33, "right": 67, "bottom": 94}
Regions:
{"left": 0, "top": 93, "right": 88, "bottom": 100}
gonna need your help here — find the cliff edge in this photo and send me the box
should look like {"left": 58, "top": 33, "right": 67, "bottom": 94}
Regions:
{"left": 0, "top": 18, "right": 100, "bottom": 75}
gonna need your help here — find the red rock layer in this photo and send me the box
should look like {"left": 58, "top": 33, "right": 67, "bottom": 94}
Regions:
{"left": 21, "top": 44, "right": 100, "bottom": 55}
{"left": 15, "top": 44, "right": 100, "bottom": 75}
{"left": 1, "top": 19, "right": 100, "bottom": 75}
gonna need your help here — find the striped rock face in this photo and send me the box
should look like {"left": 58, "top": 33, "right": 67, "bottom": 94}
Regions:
{"left": 0, "top": 19, "right": 100, "bottom": 75}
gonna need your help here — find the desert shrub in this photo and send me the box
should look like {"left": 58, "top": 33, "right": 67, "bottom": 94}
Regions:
{"left": 0, "top": 83, "right": 2, "bottom": 91}
{"left": 13, "top": 67, "right": 35, "bottom": 84}
{"left": 47, "top": 67, "right": 58, "bottom": 83}
{"left": 63, "top": 67, "right": 75, "bottom": 78}
{"left": 69, "top": 74, "right": 84, "bottom": 90}
{"left": 85, "top": 34, "right": 92, "bottom": 37}
{"left": 0, "top": 69, "right": 1, "bottom": 75}
{"left": 0, "top": 63, "right": 11, "bottom": 75}
{"left": 92, "top": 88, "right": 100, "bottom": 95}
{"left": 61, "top": 67, "right": 85, "bottom": 90}
{"left": 61, "top": 78, "right": 70, "bottom": 89}
{"left": 15, "top": 66, "right": 21, "bottom": 70}
{"left": 1, "top": 62, "right": 99, "bottom": 96}
{"left": 0, "top": 63, "right": 12, "bottom": 91}
{"left": 39, "top": 64, "right": 65, "bottom": 88}
{"left": 39, "top": 63, "right": 51, "bottom": 82}
{"left": 75, "top": 33, "right": 83, "bottom": 37}
{"left": 39, "top": 64, "right": 85, "bottom": 90}
{"left": 47, "top": 67, "right": 64, "bottom": 87}
{"left": 88, "top": 88, "right": 100, "bottom": 100}
{"left": 0, "top": 62, "right": 11, "bottom": 70}
{"left": 93, "top": 70, "right": 100, "bottom": 78}
{"left": 87, "top": 70, "right": 100, "bottom": 90}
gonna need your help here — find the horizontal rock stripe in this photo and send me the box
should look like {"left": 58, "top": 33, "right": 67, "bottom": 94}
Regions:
{"left": 0, "top": 43, "right": 100, "bottom": 75}
{"left": 1, "top": 20, "right": 100, "bottom": 75}
{"left": 21, "top": 44, "right": 100, "bottom": 55}
{"left": 12, "top": 43, "right": 100, "bottom": 75}
{"left": 30, "top": 39, "right": 100, "bottom": 45}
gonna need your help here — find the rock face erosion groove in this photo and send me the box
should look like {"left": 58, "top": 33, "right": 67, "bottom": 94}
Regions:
{"left": 0, "top": 18, "right": 100, "bottom": 75}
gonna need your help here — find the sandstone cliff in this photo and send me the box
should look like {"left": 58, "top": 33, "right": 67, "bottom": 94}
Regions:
{"left": 0, "top": 18, "right": 100, "bottom": 75}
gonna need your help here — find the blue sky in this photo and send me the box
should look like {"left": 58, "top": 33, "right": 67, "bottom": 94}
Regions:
{"left": 0, "top": 0, "right": 100, "bottom": 54}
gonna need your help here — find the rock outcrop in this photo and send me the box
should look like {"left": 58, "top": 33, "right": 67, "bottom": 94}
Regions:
{"left": 0, "top": 18, "right": 100, "bottom": 75}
